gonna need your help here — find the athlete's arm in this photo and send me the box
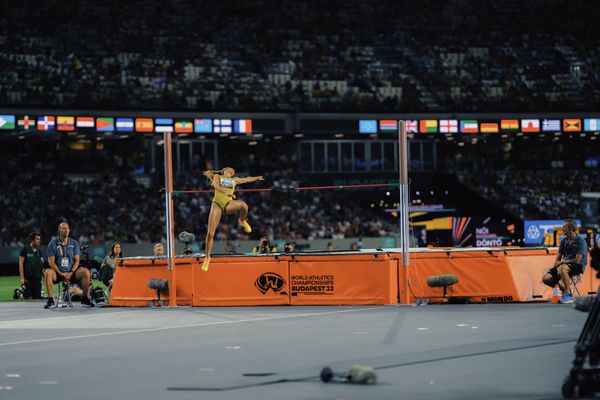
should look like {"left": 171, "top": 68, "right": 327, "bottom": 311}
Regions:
{"left": 234, "top": 176, "right": 264, "bottom": 185}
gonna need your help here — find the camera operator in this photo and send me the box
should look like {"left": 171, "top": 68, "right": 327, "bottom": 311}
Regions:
{"left": 283, "top": 241, "right": 295, "bottom": 253}
{"left": 18, "top": 232, "right": 44, "bottom": 299}
{"left": 252, "top": 236, "right": 277, "bottom": 254}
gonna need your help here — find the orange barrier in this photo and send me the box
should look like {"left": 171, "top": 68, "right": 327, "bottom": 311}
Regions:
{"left": 110, "top": 258, "right": 194, "bottom": 306}
{"left": 399, "top": 249, "right": 599, "bottom": 303}
{"left": 193, "top": 256, "right": 290, "bottom": 306}
{"left": 112, "top": 253, "right": 398, "bottom": 306}
{"left": 289, "top": 253, "right": 398, "bottom": 305}
{"left": 400, "top": 251, "right": 520, "bottom": 303}
{"left": 110, "top": 249, "right": 598, "bottom": 307}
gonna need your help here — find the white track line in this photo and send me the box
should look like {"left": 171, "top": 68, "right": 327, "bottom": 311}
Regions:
{"left": 0, "top": 310, "right": 145, "bottom": 325}
{"left": 0, "top": 306, "right": 389, "bottom": 347}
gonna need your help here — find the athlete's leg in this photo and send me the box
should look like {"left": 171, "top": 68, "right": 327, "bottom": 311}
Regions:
{"left": 202, "top": 203, "right": 223, "bottom": 271}
{"left": 225, "top": 200, "right": 251, "bottom": 233}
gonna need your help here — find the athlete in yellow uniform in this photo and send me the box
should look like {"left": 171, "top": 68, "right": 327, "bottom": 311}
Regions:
{"left": 201, "top": 167, "right": 264, "bottom": 271}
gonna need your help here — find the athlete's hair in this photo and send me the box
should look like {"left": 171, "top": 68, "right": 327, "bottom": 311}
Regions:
{"left": 203, "top": 169, "right": 223, "bottom": 182}
{"left": 203, "top": 167, "right": 234, "bottom": 182}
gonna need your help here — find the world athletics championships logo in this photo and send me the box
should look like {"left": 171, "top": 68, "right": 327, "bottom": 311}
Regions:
{"left": 526, "top": 225, "right": 541, "bottom": 240}
{"left": 254, "top": 272, "right": 287, "bottom": 294}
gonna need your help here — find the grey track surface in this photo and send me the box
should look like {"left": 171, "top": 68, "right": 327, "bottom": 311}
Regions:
{"left": 0, "top": 302, "right": 587, "bottom": 400}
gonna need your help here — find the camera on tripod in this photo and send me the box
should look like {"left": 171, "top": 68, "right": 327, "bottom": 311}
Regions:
{"left": 178, "top": 231, "right": 195, "bottom": 255}
{"left": 79, "top": 245, "right": 102, "bottom": 280}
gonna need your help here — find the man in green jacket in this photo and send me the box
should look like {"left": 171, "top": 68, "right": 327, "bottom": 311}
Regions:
{"left": 18, "top": 232, "right": 44, "bottom": 299}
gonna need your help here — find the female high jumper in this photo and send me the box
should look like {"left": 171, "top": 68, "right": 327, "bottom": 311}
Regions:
{"left": 202, "top": 167, "right": 264, "bottom": 271}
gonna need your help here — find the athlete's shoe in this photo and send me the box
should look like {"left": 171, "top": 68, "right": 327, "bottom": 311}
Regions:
{"left": 240, "top": 219, "right": 252, "bottom": 233}
{"left": 201, "top": 257, "right": 211, "bottom": 272}
{"left": 558, "top": 292, "right": 574, "bottom": 304}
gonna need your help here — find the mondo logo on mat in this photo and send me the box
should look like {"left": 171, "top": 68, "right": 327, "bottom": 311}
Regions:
{"left": 254, "top": 272, "right": 287, "bottom": 295}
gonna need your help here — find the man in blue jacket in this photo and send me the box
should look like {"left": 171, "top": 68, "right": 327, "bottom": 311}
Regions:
{"left": 44, "top": 222, "right": 94, "bottom": 308}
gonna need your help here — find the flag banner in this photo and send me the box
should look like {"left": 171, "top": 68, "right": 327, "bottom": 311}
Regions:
{"left": 541, "top": 119, "right": 561, "bottom": 132}
{"left": 521, "top": 119, "right": 540, "bottom": 132}
{"left": 135, "top": 118, "right": 154, "bottom": 132}
{"left": 17, "top": 115, "right": 35, "bottom": 130}
{"left": 563, "top": 119, "right": 581, "bottom": 132}
{"left": 155, "top": 118, "right": 174, "bottom": 133}
{"left": 584, "top": 118, "right": 600, "bottom": 132}
{"left": 116, "top": 118, "right": 134, "bottom": 132}
{"left": 234, "top": 119, "right": 253, "bottom": 134}
{"left": 500, "top": 119, "right": 519, "bottom": 131}
{"left": 440, "top": 120, "right": 458, "bottom": 133}
{"left": 419, "top": 119, "right": 438, "bottom": 133}
{"left": 76, "top": 117, "right": 95, "bottom": 128}
{"left": 0, "top": 115, "right": 16, "bottom": 130}
{"left": 37, "top": 116, "right": 55, "bottom": 131}
{"left": 460, "top": 120, "right": 478, "bottom": 133}
{"left": 480, "top": 123, "right": 499, "bottom": 133}
{"left": 213, "top": 119, "right": 232, "bottom": 133}
{"left": 359, "top": 120, "right": 377, "bottom": 134}
{"left": 57, "top": 116, "right": 75, "bottom": 131}
{"left": 96, "top": 117, "right": 115, "bottom": 132}
{"left": 379, "top": 120, "right": 398, "bottom": 133}
{"left": 405, "top": 120, "right": 418, "bottom": 133}
{"left": 194, "top": 119, "right": 212, "bottom": 133}
{"left": 175, "top": 120, "right": 194, "bottom": 133}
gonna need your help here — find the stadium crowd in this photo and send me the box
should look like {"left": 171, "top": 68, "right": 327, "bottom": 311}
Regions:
{"left": 1, "top": 0, "right": 599, "bottom": 113}
{"left": 444, "top": 139, "right": 600, "bottom": 220}
{"left": 0, "top": 159, "right": 396, "bottom": 247}
{"left": 456, "top": 168, "right": 599, "bottom": 220}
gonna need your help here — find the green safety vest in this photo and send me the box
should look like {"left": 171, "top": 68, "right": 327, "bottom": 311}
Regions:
{"left": 23, "top": 246, "right": 44, "bottom": 278}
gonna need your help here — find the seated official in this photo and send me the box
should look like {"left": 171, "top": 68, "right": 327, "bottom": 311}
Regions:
{"left": 542, "top": 220, "right": 588, "bottom": 304}
{"left": 252, "top": 237, "right": 277, "bottom": 254}
{"left": 44, "top": 222, "right": 94, "bottom": 308}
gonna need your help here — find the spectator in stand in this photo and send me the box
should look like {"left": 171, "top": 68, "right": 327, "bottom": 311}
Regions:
{"left": 153, "top": 243, "right": 165, "bottom": 256}
{"left": 1, "top": 0, "right": 599, "bottom": 113}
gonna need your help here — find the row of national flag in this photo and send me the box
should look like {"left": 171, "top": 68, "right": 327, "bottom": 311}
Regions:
{"left": 359, "top": 119, "right": 600, "bottom": 134}
{"left": 0, "top": 115, "right": 253, "bottom": 134}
